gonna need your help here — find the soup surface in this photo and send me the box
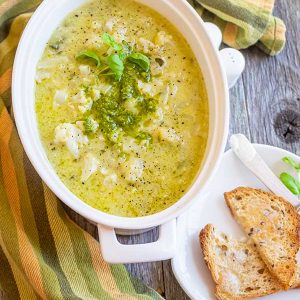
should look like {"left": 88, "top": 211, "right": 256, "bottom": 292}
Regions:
{"left": 35, "top": 0, "right": 209, "bottom": 217}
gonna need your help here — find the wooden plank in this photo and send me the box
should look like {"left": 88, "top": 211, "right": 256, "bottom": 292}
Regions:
{"left": 163, "top": 260, "right": 189, "bottom": 300}
{"left": 119, "top": 229, "right": 165, "bottom": 295}
{"left": 241, "top": 0, "right": 300, "bottom": 155}
{"left": 227, "top": 76, "right": 251, "bottom": 148}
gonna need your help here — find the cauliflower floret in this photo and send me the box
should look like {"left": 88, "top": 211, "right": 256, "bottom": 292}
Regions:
{"left": 86, "top": 34, "right": 103, "bottom": 48}
{"left": 156, "top": 127, "right": 181, "bottom": 143}
{"left": 154, "top": 31, "right": 173, "bottom": 46}
{"left": 122, "top": 137, "right": 141, "bottom": 153}
{"left": 35, "top": 70, "right": 50, "bottom": 83}
{"left": 100, "top": 167, "right": 109, "bottom": 175}
{"left": 78, "top": 100, "right": 93, "bottom": 113}
{"left": 123, "top": 98, "right": 138, "bottom": 114}
{"left": 137, "top": 80, "right": 154, "bottom": 96}
{"left": 122, "top": 158, "right": 144, "bottom": 182}
{"left": 81, "top": 153, "right": 99, "bottom": 182}
{"left": 103, "top": 173, "right": 118, "bottom": 187}
{"left": 92, "top": 83, "right": 112, "bottom": 100}
{"left": 72, "top": 90, "right": 88, "bottom": 104}
{"left": 138, "top": 38, "right": 160, "bottom": 54}
{"left": 114, "top": 27, "right": 127, "bottom": 42}
{"left": 54, "top": 123, "right": 88, "bottom": 158}
{"left": 155, "top": 108, "right": 164, "bottom": 123}
{"left": 104, "top": 19, "right": 115, "bottom": 32}
{"left": 79, "top": 65, "right": 90, "bottom": 75}
{"left": 159, "top": 85, "right": 170, "bottom": 105}
{"left": 53, "top": 90, "right": 68, "bottom": 107}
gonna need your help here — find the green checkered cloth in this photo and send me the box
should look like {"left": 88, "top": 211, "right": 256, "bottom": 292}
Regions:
{"left": 193, "top": 0, "right": 286, "bottom": 55}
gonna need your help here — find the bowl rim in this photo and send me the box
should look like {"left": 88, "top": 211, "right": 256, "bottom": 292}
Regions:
{"left": 12, "top": 0, "right": 229, "bottom": 229}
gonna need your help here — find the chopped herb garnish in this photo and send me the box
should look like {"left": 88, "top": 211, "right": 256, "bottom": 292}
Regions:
{"left": 119, "top": 41, "right": 133, "bottom": 60}
{"left": 121, "top": 63, "right": 139, "bottom": 100}
{"left": 138, "top": 97, "right": 158, "bottom": 114}
{"left": 280, "top": 156, "right": 300, "bottom": 197}
{"left": 280, "top": 172, "right": 300, "bottom": 195}
{"left": 136, "top": 132, "right": 152, "bottom": 146}
{"left": 84, "top": 116, "right": 99, "bottom": 134}
{"left": 282, "top": 156, "right": 300, "bottom": 171}
{"left": 76, "top": 50, "right": 101, "bottom": 67}
{"left": 76, "top": 35, "right": 156, "bottom": 145}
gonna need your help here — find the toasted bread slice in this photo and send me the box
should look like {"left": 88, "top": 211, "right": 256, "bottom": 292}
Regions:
{"left": 293, "top": 267, "right": 300, "bottom": 288}
{"left": 224, "top": 187, "right": 300, "bottom": 289}
{"left": 200, "top": 224, "right": 282, "bottom": 300}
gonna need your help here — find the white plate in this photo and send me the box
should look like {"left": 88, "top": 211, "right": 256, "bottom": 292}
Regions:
{"left": 171, "top": 144, "right": 300, "bottom": 300}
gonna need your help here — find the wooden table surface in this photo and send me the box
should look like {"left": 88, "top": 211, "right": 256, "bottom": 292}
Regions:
{"left": 59, "top": 0, "right": 300, "bottom": 299}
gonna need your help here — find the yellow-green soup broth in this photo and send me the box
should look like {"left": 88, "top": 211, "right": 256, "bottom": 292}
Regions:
{"left": 35, "top": 0, "right": 209, "bottom": 217}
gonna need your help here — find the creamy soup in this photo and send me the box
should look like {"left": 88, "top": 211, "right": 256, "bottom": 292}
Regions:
{"left": 35, "top": 0, "right": 209, "bottom": 217}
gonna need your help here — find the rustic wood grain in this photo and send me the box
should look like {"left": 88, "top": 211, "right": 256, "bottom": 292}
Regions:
{"left": 241, "top": 0, "right": 300, "bottom": 154}
{"left": 55, "top": 1, "right": 300, "bottom": 300}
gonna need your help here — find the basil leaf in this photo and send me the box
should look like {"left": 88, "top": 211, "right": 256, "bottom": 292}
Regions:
{"left": 107, "top": 54, "right": 124, "bottom": 80}
{"left": 282, "top": 156, "right": 300, "bottom": 171}
{"left": 128, "top": 53, "right": 150, "bottom": 71}
{"left": 280, "top": 172, "right": 300, "bottom": 195}
{"left": 102, "top": 33, "right": 122, "bottom": 51}
{"left": 77, "top": 51, "right": 101, "bottom": 67}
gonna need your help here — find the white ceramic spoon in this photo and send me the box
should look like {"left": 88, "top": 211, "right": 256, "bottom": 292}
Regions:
{"left": 229, "top": 134, "right": 300, "bottom": 211}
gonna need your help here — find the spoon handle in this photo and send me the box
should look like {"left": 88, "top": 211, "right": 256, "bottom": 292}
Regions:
{"left": 230, "top": 134, "right": 299, "bottom": 207}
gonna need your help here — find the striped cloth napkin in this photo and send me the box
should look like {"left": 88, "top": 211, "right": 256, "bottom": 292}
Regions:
{"left": 194, "top": 0, "right": 286, "bottom": 55}
{"left": 0, "top": 0, "right": 286, "bottom": 299}
{"left": 0, "top": 5, "right": 163, "bottom": 300}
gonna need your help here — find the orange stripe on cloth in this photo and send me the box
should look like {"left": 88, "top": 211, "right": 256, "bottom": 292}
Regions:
{"left": 0, "top": 109, "right": 47, "bottom": 299}
{"left": 42, "top": 184, "right": 96, "bottom": 299}
{"left": 84, "top": 233, "right": 138, "bottom": 300}
{"left": 223, "top": 22, "right": 240, "bottom": 49}
{"left": 0, "top": 234, "right": 38, "bottom": 300}
{"left": 0, "top": 67, "right": 11, "bottom": 94}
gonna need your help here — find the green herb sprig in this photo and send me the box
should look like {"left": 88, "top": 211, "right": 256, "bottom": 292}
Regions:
{"left": 279, "top": 156, "right": 300, "bottom": 197}
{"left": 77, "top": 33, "right": 151, "bottom": 81}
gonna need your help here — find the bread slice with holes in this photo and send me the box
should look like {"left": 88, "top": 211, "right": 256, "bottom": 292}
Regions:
{"left": 224, "top": 187, "right": 300, "bottom": 289}
{"left": 200, "top": 224, "right": 282, "bottom": 300}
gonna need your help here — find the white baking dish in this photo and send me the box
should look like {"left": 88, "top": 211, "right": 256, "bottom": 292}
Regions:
{"left": 12, "top": 0, "right": 244, "bottom": 263}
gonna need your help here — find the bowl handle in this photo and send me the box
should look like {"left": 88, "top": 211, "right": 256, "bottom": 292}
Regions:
{"left": 204, "top": 22, "right": 245, "bottom": 89}
{"left": 97, "top": 219, "right": 176, "bottom": 263}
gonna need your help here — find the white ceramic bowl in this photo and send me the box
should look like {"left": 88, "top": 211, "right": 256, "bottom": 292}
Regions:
{"left": 12, "top": 0, "right": 244, "bottom": 263}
